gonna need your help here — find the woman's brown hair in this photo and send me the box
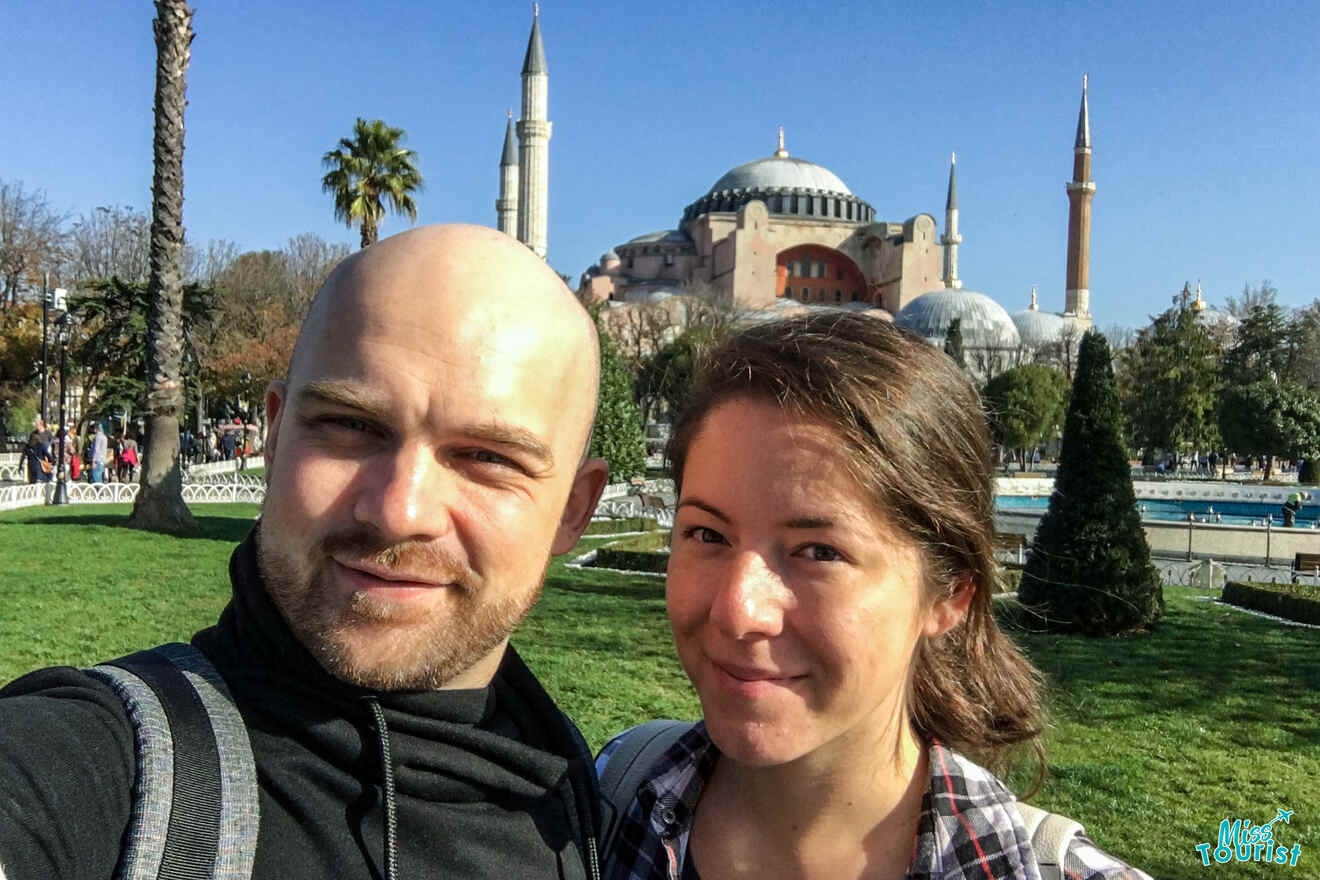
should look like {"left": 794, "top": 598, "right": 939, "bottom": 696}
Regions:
{"left": 666, "top": 312, "right": 1044, "bottom": 780}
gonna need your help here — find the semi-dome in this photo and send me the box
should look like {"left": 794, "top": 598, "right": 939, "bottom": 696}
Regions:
{"left": 624, "top": 229, "right": 690, "bottom": 245}
{"left": 1011, "top": 307, "right": 1069, "bottom": 348}
{"left": 895, "top": 289, "right": 1021, "bottom": 350}
{"left": 708, "top": 156, "right": 853, "bottom": 197}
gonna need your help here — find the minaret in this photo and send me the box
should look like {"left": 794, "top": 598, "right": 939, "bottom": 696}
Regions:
{"left": 496, "top": 110, "right": 519, "bottom": 237}
{"left": 1029, "top": 285, "right": 1039, "bottom": 310}
{"left": 940, "top": 152, "right": 962, "bottom": 289}
{"left": 517, "top": 4, "right": 551, "bottom": 259}
{"left": 1065, "top": 75, "right": 1095, "bottom": 319}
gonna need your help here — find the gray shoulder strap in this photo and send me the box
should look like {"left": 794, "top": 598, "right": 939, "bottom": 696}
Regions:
{"left": 1016, "top": 802, "right": 1085, "bottom": 880}
{"left": 87, "top": 643, "right": 259, "bottom": 880}
{"left": 598, "top": 720, "right": 692, "bottom": 856}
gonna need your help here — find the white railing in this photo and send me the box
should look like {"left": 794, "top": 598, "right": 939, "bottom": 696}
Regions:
{"left": 185, "top": 456, "right": 264, "bottom": 479}
{"left": 0, "top": 477, "right": 266, "bottom": 512}
{"left": 0, "top": 483, "right": 49, "bottom": 511}
{"left": 599, "top": 478, "right": 674, "bottom": 500}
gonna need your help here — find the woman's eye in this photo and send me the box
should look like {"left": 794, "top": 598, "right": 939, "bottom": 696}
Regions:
{"left": 682, "top": 526, "right": 726, "bottom": 545}
{"left": 800, "top": 543, "right": 843, "bottom": 562}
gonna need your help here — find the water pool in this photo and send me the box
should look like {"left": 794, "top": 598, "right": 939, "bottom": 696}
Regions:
{"left": 995, "top": 494, "right": 1320, "bottom": 527}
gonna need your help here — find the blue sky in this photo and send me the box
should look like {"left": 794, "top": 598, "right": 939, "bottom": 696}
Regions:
{"left": 4, "top": 0, "right": 1317, "bottom": 328}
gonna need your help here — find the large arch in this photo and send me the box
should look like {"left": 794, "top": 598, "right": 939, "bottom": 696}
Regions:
{"left": 776, "top": 244, "right": 871, "bottom": 306}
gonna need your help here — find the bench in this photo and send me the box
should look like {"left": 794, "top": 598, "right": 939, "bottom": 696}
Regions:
{"left": 995, "top": 533, "right": 1028, "bottom": 565}
{"left": 1291, "top": 553, "right": 1320, "bottom": 581}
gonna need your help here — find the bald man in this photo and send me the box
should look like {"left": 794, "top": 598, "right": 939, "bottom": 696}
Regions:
{"left": 0, "top": 226, "right": 611, "bottom": 880}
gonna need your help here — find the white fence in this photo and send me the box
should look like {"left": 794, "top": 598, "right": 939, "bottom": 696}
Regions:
{"left": 185, "top": 457, "right": 264, "bottom": 479}
{"left": 0, "top": 477, "right": 266, "bottom": 512}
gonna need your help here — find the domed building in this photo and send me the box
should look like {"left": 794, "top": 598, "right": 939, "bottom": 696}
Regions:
{"left": 491, "top": 23, "right": 1099, "bottom": 349}
{"left": 579, "top": 129, "right": 943, "bottom": 314}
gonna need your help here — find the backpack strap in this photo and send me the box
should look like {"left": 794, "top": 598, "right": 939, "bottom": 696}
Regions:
{"left": 87, "top": 643, "right": 259, "bottom": 880}
{"left": 1016, "top": 802, "right": 1085, "bottom": 880}
{"left": 597, "top": 720, "right": 693, "bottom": 856}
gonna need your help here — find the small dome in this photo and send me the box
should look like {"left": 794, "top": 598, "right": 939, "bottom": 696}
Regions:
{"left": 708, "top": 156, "right": 853, "bottom": 196}
{"left": 1198, "top": 305, "right": 1240, "bottom": 329}
{"left": 895, "top": 289, "right": 1021, "bottom": 350}
{"left": 601, "top": 249, "right": 620, "bottom": 264}
{"left": 1011, "top": 308, "right": 1069, "bottom": 348}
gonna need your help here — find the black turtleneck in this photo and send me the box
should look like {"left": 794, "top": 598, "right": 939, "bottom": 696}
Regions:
{"left": 0, "top": 530, "right": 601, "bottom": 880}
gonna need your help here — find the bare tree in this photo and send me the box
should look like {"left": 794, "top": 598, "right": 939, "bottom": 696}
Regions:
{"left": 183, "top": 237, "right": 240, "bottom": 286}
{"left": 1098, "top": 322, "right": 1137, "bottom": 353}
{"left": 283, "top": 232, "right": 349, "bottom": 318}
{"left": 67, "top": 205, "right": 151, "bottom": 286}
{"left": 0, "top": 180, "right": 68, "bottom": 305}
{"left": 1225, "top": 280, "right": 1278, "bottom": 318}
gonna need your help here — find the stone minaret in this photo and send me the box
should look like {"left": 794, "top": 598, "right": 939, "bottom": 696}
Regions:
{"left": 1065, "top": 75, "right": 1095, "bottom": 319}
{"left": 517, "top": 4, "right": 551, "bottom": 259}
{"left": 940, "top": 152, "right": 962, "bottom": 289}
{"left": 496, "top": 110, "right": 519, "bottom": 237}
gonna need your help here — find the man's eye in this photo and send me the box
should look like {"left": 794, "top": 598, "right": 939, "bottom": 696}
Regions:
{"left": 470, "top": 449, "right": 515, "bottom": 467}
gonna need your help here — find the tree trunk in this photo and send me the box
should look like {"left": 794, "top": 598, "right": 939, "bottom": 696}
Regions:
{"left": 360, "top": 215, "right": 377, "bottom": 249}
{"left": 128, "top": 0, "right": 197, "bottom": 534}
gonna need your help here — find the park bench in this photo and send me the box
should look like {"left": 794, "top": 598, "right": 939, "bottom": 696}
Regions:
{"left": 995, "top": 532, "right": 1028, "bottom": 565}
{"left": 1291, "top": 553, "right": 1320, "bottom": 582}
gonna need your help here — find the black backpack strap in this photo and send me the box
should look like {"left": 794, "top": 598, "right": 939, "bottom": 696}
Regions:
{"left": 87, "top": 643, "right": 259, "bottom": 880}
{"left": 597, "top": 720, "right": 693, "bottom": 856}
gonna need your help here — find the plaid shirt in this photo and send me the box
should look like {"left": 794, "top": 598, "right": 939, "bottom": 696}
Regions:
{"left": 597, "top": 723, "right": 1151, "bottom": 880}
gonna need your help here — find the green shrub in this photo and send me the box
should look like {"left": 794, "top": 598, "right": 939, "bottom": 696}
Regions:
{"left": 996, "top": 566, "right": 1023, "bottom": 594}
{"left": 591, "top": 530, "right": 670, "bottom": 572}
{"left": 1222, "top": 581, "right": 1320, "bottom": 625}
{"left": 582, "top": 518, "right": 660, "bottom": 535}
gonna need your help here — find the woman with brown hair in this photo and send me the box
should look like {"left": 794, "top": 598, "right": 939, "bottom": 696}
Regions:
{"left": 597, "top": 313, "right": 1148, "bottom": 880}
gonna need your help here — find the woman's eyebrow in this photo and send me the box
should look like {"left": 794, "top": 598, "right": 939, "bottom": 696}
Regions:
{"left": 676, "top": 497, "right": 730, "bottom": 523}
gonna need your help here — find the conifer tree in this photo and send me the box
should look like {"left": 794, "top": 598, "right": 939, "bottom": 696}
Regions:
{"left": 1019, "top": 331, "right": 1163, "bottom": 634}
{"left": 589, "top": 330, "right": 646, "bottom": 482}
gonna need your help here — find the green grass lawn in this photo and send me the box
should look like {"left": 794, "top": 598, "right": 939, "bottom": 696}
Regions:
{"left": 1, "top": 505, "right": 1316, "bottom": 878}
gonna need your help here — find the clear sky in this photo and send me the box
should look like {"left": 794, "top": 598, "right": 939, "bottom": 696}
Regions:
{"left": 4, "top": 0, "right": 1317, "bottom": 329}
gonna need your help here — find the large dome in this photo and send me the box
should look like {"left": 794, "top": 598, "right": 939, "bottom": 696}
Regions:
{"left": 895, "top": 289, "right": 1021, "bottom": 350}
{"left": 708, "top": 156, "right": 853, "bottom": 197}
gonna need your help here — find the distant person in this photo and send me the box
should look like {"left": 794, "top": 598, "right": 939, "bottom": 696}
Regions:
{"left": 598, "top": 314, "right": 1150, "bottom": 880}
{"left": 23, "top": 419, "right": 53, "bottom": 500}
{"left": 89, "top": 423, "right": 108, "bottom": 484}
{"left": 0, "top": 225, "right": 609, "bottom": 878}
{"left": 119, "top": 433, "right": 139, "bottom": 482}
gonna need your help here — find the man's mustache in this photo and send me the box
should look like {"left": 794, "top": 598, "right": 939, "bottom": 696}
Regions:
{"left": 322, "top": 529, "right": 477, "bottom": 592}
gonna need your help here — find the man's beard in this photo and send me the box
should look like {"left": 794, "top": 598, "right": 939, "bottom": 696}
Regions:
{"left": 258, "top": 521, "right": 545, "bottom": 691}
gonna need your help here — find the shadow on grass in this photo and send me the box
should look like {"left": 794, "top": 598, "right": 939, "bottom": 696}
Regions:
{"left": 999, "top": 595, "right": 1320, "bottom": 746}
{"left": 544, "top": 569, "right": 667, "bottom": 601}
{"left": 7, "top": 512, "right": 255, "bottom": 543}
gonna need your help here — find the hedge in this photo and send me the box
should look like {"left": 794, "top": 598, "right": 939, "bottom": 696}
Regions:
{"left": 591, "top": 531, "right": 670, "bottom": 573}
{"left": 1221, "top": 581, "right": 1320, "bottom": 626}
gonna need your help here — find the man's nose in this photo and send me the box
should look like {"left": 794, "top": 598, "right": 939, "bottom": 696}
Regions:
{"left": 353, "top": 442, "right": 455, "bottom": 542}
{"left": 709, "top": 551, "right": 786, "bottom": 640}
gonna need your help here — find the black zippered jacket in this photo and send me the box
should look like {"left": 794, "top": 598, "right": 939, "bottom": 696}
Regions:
{"left": 0, "top": 531, "right": 602, "bottom": 879}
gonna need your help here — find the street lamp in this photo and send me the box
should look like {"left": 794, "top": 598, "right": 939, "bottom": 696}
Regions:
{"left": 52, "top": 310, "right": 74, "bottom": 505}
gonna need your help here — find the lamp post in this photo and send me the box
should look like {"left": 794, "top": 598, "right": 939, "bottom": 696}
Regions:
{"left": 52, "top": 310, "right": 73, "bottom": 505}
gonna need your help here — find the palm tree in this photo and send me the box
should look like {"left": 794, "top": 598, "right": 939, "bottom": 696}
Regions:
{"left": 127, "top": 0, "right": 197, "bottom": 534}
{"left": 321, "top": 119, "right": 423, "bottom": 249}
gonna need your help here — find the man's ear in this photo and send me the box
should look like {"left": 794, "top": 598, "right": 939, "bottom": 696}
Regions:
{"left": 264, "top": 380, "right": 287, "bottom": 474}
{"left": 923, "top": 576, "right": 976, "bottom": 638}
{"left": 551, "top": 457, "right": 610, "bottom": 555}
